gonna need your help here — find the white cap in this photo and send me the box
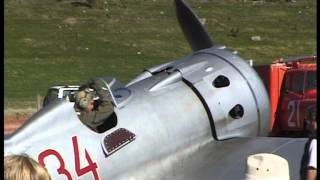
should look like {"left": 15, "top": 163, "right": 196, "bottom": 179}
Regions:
{"left": 245, "top": 153, "right": 290, "bottom": 180}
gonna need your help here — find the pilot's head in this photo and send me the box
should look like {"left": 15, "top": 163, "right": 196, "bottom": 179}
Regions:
{"left": 4, "top": 154, "right": 52, "bottom": 180}
{"left": 75, "top": 89, "right": 94, "bottom": 112}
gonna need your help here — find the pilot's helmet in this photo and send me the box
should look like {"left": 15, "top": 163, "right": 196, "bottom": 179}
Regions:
{"left": 75, "top": 89, "right": 94, "bottom": 109}
{"left": 245, "top": 153, "right": 289, "bottom": 180}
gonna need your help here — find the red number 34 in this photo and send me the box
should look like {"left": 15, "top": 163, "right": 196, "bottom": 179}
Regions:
{"left": 38, "top": 136, "right": 100, "bottom": 180}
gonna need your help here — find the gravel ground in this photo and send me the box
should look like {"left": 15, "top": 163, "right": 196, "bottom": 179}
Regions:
{"left": 4, "top": 113, "right": 32, "bottom": 135}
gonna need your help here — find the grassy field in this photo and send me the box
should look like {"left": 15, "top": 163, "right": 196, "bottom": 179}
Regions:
{"left": 4, "top": 0, "right": 316, "bottom": 111}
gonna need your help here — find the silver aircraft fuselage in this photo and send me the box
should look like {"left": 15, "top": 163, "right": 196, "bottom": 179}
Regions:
{"left": 4, "top": 0, "right": 307, "bottom": 179}
{"left": 4, "top": 47, "right": 273, "bottom": 179}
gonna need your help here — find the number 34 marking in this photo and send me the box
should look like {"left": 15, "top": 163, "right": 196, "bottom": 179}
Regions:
{"left": 38, "top": 136, "right": 100, "bottom": 180}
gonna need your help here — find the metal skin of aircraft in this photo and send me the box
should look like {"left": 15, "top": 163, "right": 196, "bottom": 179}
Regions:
{"left": 4, "top": 0, "right": 308, "bottom": 180}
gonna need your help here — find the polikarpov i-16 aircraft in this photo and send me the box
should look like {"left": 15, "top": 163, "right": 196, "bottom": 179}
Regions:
{"left": 4, "top": 0, "right": 308, "bottom": 179}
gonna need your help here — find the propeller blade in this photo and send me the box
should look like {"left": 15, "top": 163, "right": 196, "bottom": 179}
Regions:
{"left": 175, "top": 0, "right": 215, "bottom": 51}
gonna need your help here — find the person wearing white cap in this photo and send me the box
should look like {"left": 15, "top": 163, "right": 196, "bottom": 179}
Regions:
{"left": 305, "top": 109, "right": 317, "bottom": 180}
{"left": 305, "top": 138, "right": 317, "bottom": 180}
{"left": 245, "top": 153, "right": 290, "bottom": 180}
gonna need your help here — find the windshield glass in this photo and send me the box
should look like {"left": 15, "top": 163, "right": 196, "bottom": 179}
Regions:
{"left": 305, "top": 71, "right": 316, "bottom": 90}
{"left": 63, "top": 90, "right": 78, "bottom": 102}
{"left": 285, "top": 71, "right": 304, "bottom": 94}
{"left": 43, "top": 89, "right": 59, "bottom": 106}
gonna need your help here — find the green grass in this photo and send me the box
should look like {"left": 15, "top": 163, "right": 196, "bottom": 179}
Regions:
{"left": 4, "top": 0, "right": 316, "bottom": 110}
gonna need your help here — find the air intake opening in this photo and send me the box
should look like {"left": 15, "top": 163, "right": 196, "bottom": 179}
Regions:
{"left": 213, "top": 75, "right": 230, "bottom": 88}
{"left": 229, "top": 104, "right": 244, "bottom": 119}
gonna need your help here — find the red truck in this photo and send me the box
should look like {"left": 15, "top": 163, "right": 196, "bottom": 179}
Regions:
{"left": 254, "top": 55, "right": 317, "bottom": 137}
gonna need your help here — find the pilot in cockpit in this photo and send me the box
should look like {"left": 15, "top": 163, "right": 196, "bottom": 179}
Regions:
{"left": 74, "top": 78, "right": 114, "bottom": 131}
